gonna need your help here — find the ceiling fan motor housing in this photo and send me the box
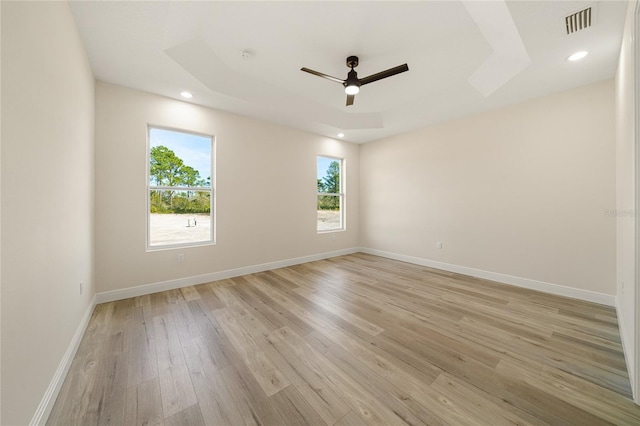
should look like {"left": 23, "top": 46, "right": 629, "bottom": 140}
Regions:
{"left": 344, "top": 57, "right": 360, "bottom": 92}
{"left": 344, "top": 69, "right": 360, "bottom": 89}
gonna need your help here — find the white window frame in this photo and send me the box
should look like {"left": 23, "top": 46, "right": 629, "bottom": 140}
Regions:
{"left": 146, "top": 125, "right": 216, "bottom": 250}
{"left": 317, "top": 155, "right": 345, "bottom": 233}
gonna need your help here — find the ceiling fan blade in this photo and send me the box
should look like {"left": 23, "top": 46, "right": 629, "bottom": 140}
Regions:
{"left": 359, "top": 64, "right": 409, "bottom": 86}
{"left": 301, "top": 67, "right": 345, "bottom": 84}
{"left": 346, "top": 94, "right": 355, "bottom": 106}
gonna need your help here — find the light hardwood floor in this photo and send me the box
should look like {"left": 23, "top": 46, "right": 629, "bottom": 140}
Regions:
{"left": 48, "top": 253, "right": 640, "bottom": 425}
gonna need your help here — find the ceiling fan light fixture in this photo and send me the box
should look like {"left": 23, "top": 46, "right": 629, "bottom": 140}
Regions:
{"left": 345, "top": 84, "right": 360, "bottom": 95}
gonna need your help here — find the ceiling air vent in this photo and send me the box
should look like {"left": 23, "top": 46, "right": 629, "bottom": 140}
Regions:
{"left": 565, "top": 7, "right": 592, "bottom": 35}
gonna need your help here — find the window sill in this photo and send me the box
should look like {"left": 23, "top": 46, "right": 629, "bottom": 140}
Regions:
{"left": 317, "top": 229, "right": 345, "bottom": 234}
{"left": 146, "top": 240, "right": 215, "bottom": 252}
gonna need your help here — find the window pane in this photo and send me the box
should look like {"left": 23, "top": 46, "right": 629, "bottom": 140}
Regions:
{"left": 317, "top": 156, "right": 340, "bottom": 194}
{"left": 148, "top": 126, "right": 214, "bottom": 249}
{"left": 149, "top": 128, "right": 211, "bottom": 187}
{"left": 317, "top": 195, "right": 342, "bottom": 231}
{"left": 317, "top": 156, "right": 343, "bottom": 232}
{"left": 149, "top": 190, "right": 212, "bottom": 247}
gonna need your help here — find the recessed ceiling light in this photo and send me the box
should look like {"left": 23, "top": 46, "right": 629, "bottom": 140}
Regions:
{"left": 337, "top": 133, "right": 345, "bottom": 138}
{"left": 567, "top": 51, "right": 588, "bottom": 61}
{"left": 180, "top": 91, "right": 193, "bottom": 99}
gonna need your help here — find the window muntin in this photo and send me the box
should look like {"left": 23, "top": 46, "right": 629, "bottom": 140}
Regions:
{"left": 317, "top": 156, "right": 344, "bottom": 232}
{"left": 147, "top": 127, "right": 214, "bottom": 249}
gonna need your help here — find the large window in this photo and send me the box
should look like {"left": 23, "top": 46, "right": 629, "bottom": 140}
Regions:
{"left": 147, "top": 127, "right": 214, "bottom": 249}
{"left": 317, "top": 156, "right": 344, "bottom": 232}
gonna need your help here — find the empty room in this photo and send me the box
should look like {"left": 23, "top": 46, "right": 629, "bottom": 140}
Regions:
{"left": 2, "top": 0, "right": 640, "bottom": 425}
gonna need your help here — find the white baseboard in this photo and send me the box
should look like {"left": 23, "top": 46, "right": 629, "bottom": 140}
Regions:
{"left": 95, "top": 247, "right": 359, "bottom": 304}
{"left": 615, "top": 295, "right": 636, "bottom": 398}
{"left": 359, "top": 247, "right": 616, "bottom": 307}
{"left": 96, "top": 245, "right": 616, "bottom": 307}
{"left": 30, "top": 296, "right": 97, "bottom": 426}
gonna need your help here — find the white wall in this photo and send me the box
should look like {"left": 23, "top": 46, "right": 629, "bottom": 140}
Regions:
{"left": 361, "top": 80, "right": 616, "bottom": 300}
{"left": 1, "top": 2, "right": 95, "bottom": 425}
{"left": 95, "top": 83, "right": 359, "bottom": 294}
{"left": 615, "top": 0, "right": 638, "bottom": 400}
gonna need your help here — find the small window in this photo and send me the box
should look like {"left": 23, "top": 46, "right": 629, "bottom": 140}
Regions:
{"left": 317, "top": 156, "right": 344, "bottom": 232}
{"left": 147, "top": 127, "right": 214, "bottom": 249}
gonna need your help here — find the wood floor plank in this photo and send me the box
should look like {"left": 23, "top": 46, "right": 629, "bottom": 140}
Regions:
{"left": 126, "top": 378, "right": 164, "bottom": 426}
{"left": 127, "top": 306, "right": 158, "bottom": 388}
{"left": 194, "top": 283, "right": 226, "bottom": 310}
{"left": 245, "top": 273, "right": 387, "bottom": 346}
{"left": 334, "top": 411, "right": 369, "bottom": 426}
{"left": 186, "top": 299, "right": 240, "bottom": 370}
{"left": 150, "top": 291, "right": 171, "bottom": 318}
{"left": 220, "top": 361, "right": 287, "bottom": 426}
{"left": 458, "top": 356, "right": 616, "bottom": 425}
{"left": 257, "top": 270, "right": 302, "bottom": 292}
{"left": 169, "top": 300, "right": 203, "bottom": 343}
{"left": 165, "top": 403, "right": 205, "bottom": 426}
{"left": 179, "top": 285, "right": 202, "bottom": 302}
{"left": 47, "top": 304, "right": 114, "bottom": 426}
{"left": 47, "top": 253, "right": 640, "bottom": 426}
{"left": 305, "top": 331, "right": 439, "bottom": 426}
{"left": 243, "top": 274, "right": 342, "bottom": 336}
{"left": 553, "top": 328, "right": 624, "bottom": 354}
{"left": 430, "top": 373, "right": 542, "bottom": 426}
{"left": 293, "top": 286, "right": 385, "bottom": 336}
{"left": 158, "top": 363, "right": 198, "bottom": 419}
{"left": 272, "top": 326, "right": 410, "bottom": 425}
{"left": 269, "top": 385, "right": 327, "bottom": 426}
{"left": 212, "top": 307, "right": 291, "bottom": 396}
{"left": 123, "top": 385, "right": 137, "bottom": 426}
{"left": 258, "top": 329, "right": 351, "bottom": 425}
{"left": 154, "top": 314, "right": 188, "bottom": 371}
{"left": 46, "top": 359, "right": 100, "bottom": 426}
{"left": 154, "top": 312, "right": 198, "bottom": 419}
{"left": 86, "top": 353, "right": 129, "bottom": 426}
{"left": 182, "top": 336, "right": 247, "bottom": 426}
{"left": 281, "top": 265, "right": 466, "bottom": 327}
{"left": 458, "top": 315, "right": 632, "bottom": 396}
{"left": 103, "top": 298, "right": 133, "bottom": 357}
{"left": 133, "top": 294, "right": 151, "bottom": 308}
{"left": 309, "top": 322, "right": 396, "bottom": 379}
{"left": 496, "top": 359, "right": 640, "bottom": 425}
{"left": 227, "top": 278, "right": 314, "bottom": 336}
{"left": 213, "top": 285, "right": 279, "bottom": 336}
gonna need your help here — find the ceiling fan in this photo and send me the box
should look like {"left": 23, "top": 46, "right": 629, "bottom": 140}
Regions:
{"left": 301, "top": 56, "right": 409, "bottom": 106}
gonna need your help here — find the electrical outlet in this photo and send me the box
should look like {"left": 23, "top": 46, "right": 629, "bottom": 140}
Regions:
{"left": 79, "top": 281, "right": 83, "bottom": 295}
{"left": 177, "top": 253, "right": 185, "bottom": 263}
{"left": 436, "top": 242, "right": 443, "bottom": 249}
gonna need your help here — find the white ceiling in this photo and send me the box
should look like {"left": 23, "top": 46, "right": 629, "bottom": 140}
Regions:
{"left": 69, "top": 1, "right": 629, "bottom": 143}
